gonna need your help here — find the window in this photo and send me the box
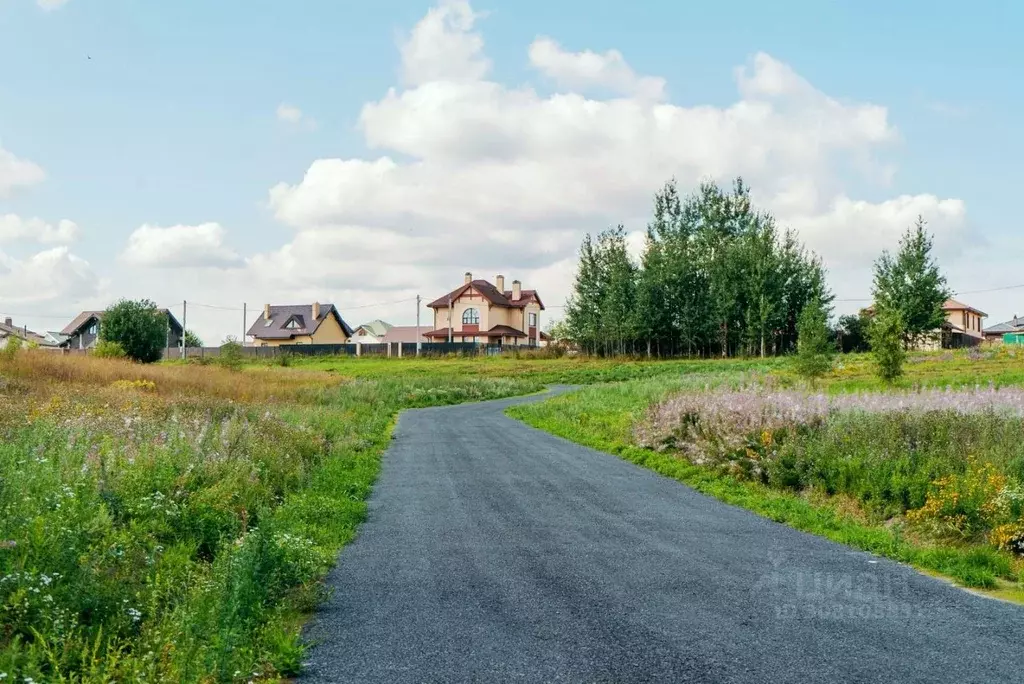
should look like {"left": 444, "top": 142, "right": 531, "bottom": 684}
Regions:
{"left": 462, "top": 308, "right": 480, "bottom": 325}
{"left": 528, "top": 312, "right": 537, "bottom": 327}
{"left": 284, "top": 317, "right": 301, "bottom": 330}
{"left": 88, "top": 323, "right": 97, "bottom": 335}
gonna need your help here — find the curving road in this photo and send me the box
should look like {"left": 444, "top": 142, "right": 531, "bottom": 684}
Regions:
{"left": 302, "top": 388, "right": 1024, "bottom": 683}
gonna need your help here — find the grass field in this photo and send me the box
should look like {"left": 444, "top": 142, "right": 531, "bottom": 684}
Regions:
{"left": 509, "top": 347, "right": 1024, "bottom": 602}
{"left": 5, "top": 347, "right": 1024, "bottom": 681}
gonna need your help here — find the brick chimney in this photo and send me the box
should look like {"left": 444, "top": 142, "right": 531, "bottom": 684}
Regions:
{"left": 263, "top": 304, "right": 271, "bottom": 320}
{"left": 3, "top": 317, "right": 11, "bottom": 327}
{"left": 312, "top": 302, "right": 321, "bottom": 319}
{"left": 512, "top": 279, "right": 521, "bottom": 301}
{"left": 464, "top": 271, "right": 472, "bottom": 285}
{"left": 495, "top": 275, "right": 505, "bottom": 292}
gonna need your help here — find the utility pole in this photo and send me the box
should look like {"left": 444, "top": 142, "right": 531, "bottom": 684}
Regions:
{"left": 242, "top": 303, "right": 247, "bottom": 346}
{"left": 415, "top": 295, "right": 421, "bottom": 356}
{"left": 447, "top": 294, "right": 453, "bottom": 344}
{"left": 182, "top": 300, "right": 187, "bottom": 360}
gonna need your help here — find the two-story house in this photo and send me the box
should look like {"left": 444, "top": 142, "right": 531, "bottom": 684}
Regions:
{"left": 61, "top": 309, "right": 183, "bottom": 351}
{"left": 247, "top": 302, "right": 353, "bottom": 347}
{"left": 424, "top": 273, "right": 545, "bottom": 347}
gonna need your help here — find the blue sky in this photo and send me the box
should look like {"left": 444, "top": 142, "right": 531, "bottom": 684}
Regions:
{"left": 1, "top": 0, "right": 1022, "bottom": 341}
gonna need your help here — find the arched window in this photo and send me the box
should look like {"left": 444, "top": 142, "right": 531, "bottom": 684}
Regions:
{"left": 462, "top": 308, "right": 480, "bottom": 325}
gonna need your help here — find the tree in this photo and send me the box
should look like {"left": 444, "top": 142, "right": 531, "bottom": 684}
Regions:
{"left": 184, "top": 329, "right": 203, "bottom": 348}
{"left": 870, "top": 306, "right": 907, "bottom": 382}
{"left": 872, "top": 216, "right": 950, "bottom": 348}
{"left": 836, "top": 312, "right": 871, "bottom": 353}
{"left": 100, "top": 299, "right": 168, "bottom": 363}
{"left": 793, "top": 296, "right": 835, "bottom": 381}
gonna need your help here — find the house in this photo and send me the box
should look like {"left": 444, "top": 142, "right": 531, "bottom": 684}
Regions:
{"left": 349, "top": 320, "right": 393, "bottom": 344}
{"left": 247, "top": 302, "right": 353, "bottom": 347}
{"left": 423, "top": 273, "right": 545, "bottom": 347}
{"left": 61, "top": 309, "right": 183, "bottom": 351}
{"left": 0, "top": 317, "right": 53, "bottom": 348}
{"left": 381, "top": 326, "right": 429, "bottom": 345}
{"left": 860, "top": 298, "right": 986, "bottom": 349}
{"left": 983, "top": 315, "right": 1024, "bottom": 343}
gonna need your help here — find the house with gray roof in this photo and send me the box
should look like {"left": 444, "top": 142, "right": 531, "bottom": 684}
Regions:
{"left": 60, "top": 309, "right": 183, "bottom": 351}
{"left": 247, "top": 302, "right": 353, "bottom": 347}
{"left": 349, "top": 319, "right": 393, "bottom": 344}
{"left": 984, "top": 315, "right": 1024, "bottom": 342}
{"left": 0, "top": 317, "right": 56, "bottom": 349}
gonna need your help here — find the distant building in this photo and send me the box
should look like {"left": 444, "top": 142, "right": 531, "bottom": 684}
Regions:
{"left": 381, "top": 326, "right": 429, "bottom": 345}
{"left": 0, "top": 316, "right": 54, "bottom": 348}
{"left": 983, "top": 315, "right": 1024, "bottom": 343}
{"left": 423, "top": 272, "right": 545, "bottom": 347}
{"left": 60, "top": 309, "right": 183, "bottom": 351}
{"left": 349, "top": 320, "right": 393, "bottom": 344}
{"left": 247, "top": 303, "right": 353, "bottom": 347}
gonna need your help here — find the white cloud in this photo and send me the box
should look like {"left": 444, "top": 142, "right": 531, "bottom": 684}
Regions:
{"left": 36, "top": 0, "right": 70, "bottom": 11}
{"left": 276, "top": 103, "right": 317, "bottom": 130}
{"left": 0, "top": 246, "right": 98, "bottom": 305}
{"left": 528, "top": 37, "right": 666, "bottom": 101}
{"left": 0, "top": 214, "right": 79, "bottom": 245}
{"left": 399, "top": 0, "right": 490, "bottom": 86}
{"left": 0, "top": 144, "right": 46, "bottom": 197}
{"left": 120, "top": 223, "right": 243, "bottom": 269}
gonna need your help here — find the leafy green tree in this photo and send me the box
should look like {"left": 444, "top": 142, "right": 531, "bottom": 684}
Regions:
{"left": 184, "top": 329, "right": 204, "bottom": 348}
{"left": 872, "top": 216, "right": 950, "bottom": 348}
{"left": 870, "top": 306, "right": 907, "bottom": 382}
{"left": 217, "top": 335, "right": 245, "bottom": 370}
{"left": 93, "top": 340, "right": 126, "bottom": 359}
{"left": 100, "top": 299, "right": 168, "bottom": 363}
{"left": 793, "top": 296, "right": 834, "bottom": 381}
{"left": 836, "top": 312, "right": 872, "bottom": 353}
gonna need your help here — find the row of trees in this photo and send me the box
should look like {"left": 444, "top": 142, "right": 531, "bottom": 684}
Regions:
{"left": 564, "top": 178, "right": 831, "bottom": 357}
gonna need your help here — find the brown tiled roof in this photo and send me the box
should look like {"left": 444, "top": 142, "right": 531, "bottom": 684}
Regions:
{"left": 943, "top": 298, "right": 987, "bottom": 317}
{"left": 247, "top": 304, "right": 353, "bottom": 340}
{"left": 427, "top": 279, "right": 544, "bottom": 310}
{"left": 380, "top": 326, "right": 428, "bottom": 344}
{"left": 61, "top": 309, "right": 182, "bottom": 336}
{"left": 422, "top": 325, "right": 526, "bottom": 339}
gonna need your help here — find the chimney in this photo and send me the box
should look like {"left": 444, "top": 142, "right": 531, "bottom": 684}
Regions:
{"left": 496, "top": 275, "right": 505, "bottom": 292}
{"left": 512, "top": 279, "right": 521, "bottom": 301}
{"left": 312, "top": 302, "right": 321, "bottom": 320}
{"left": 263, "top": 304, "right": 271, "bottom": 320}
{"left": 3, "top": 317, "right": 10, "bottom": 327}
{"left": 464, "top": 271, "right": 472, "bottom": 285}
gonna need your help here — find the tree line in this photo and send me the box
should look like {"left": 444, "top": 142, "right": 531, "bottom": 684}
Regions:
{"left": 563, "top": 178, "right": 831, "bottom": 357}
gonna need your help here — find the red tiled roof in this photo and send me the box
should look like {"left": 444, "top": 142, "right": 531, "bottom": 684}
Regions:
{"left": 427, "top": 280, "right": 544, "bottom": 310}
{"left": 422, "top": 325, "right": 527, "bottom": 339}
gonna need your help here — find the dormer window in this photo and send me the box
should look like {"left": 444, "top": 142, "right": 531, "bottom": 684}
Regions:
{"left": 284, "top": 317, "right": 301, "bottom": 330}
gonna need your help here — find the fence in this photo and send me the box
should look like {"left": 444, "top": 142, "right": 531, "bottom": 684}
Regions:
{"left": 161, "top": 341, "right": 485, "bottom": 360}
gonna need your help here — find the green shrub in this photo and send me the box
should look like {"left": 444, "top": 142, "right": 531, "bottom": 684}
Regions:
{"left": 101, "top": 298, "right": 168, "bottom": 363}
{"left": 870, "top": 306, "right": 906, "bottom": 382}
{"left": 793, "top": 296, "right": 834, "bottom": 381}
{"left": 1, "top": 336, "right": 20, "bottom": 362}
{"left": 217, "top": 336, "right": 245, "bottom": 371}
{"left": 93, "top": 339, "right": 127, "bottom": 359}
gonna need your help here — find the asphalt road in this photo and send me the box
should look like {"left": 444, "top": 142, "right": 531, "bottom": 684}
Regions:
{"left": 302, "top": 388, "right": 1024, "bottom": 683}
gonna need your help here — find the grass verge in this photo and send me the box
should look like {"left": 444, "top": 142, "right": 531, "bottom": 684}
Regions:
{"left": 507, "top": 378, "right": 1024, "bottom": 602}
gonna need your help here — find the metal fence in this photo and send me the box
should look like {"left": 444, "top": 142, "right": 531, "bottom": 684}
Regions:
{"left": 162, "top": 341, "right": 488, "bottom": 360}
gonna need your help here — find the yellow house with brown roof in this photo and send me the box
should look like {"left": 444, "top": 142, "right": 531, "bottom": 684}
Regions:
{"left": 424, "top": 273, "right": 545, "bottom": 347}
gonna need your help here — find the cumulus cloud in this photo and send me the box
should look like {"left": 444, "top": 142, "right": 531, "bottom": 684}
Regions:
{"left": 528, "top": 37, "right": 666, "bottom": 100}
{"left": 399, "top": 0, "right": 490, "bottom": 86}
{"left": 0, "top": 144, "right": 46, "bottom": 197}
{"left": 0, "top": 214, "right": 80, "bottom": 244}
{"left": 121, "top": 223, "right": 243, "bottom": 268}
{"left": 0, "top": 246, "right": 99, "bottom": 305}
{"left": 276, "top": 103, "right": 317, "bottom": 130}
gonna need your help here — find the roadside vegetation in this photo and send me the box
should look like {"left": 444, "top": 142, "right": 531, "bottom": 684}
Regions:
{"left": 509, "top": 347, "right": 1024, "bottom": 601}
{"left": 0, "top": 350, "right": 543, "bottom": 682}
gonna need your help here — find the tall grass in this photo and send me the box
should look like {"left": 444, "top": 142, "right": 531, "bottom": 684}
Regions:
{"left": 0, "top": 351, "right": 543, "bottom": 681}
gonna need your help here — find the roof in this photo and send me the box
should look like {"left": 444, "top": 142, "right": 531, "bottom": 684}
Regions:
{"left": 984, "top": 317, "right": 1024, "bottom": 335}
{"left": 942, "top": 298, "right": 987, "bottom": 317}
{"left": 353, "top": 319, "right": 393, "bottom": 337}
{"left": 380, "top": 326, "right": 428, "bottom": 344}
{"left": 0, "top": 319, "right": 51, "bottom": 346}
{"left": 427, "top": 279, "right": 545, "bottom": 311}
{"left": 422, "top": 324, "right": 527, "bottom": 339}
{"left": 247, "top": 304, "right": 353, "bottom": 340}
{"left": 61, "top": 309, "right": 183, "bottom": 336}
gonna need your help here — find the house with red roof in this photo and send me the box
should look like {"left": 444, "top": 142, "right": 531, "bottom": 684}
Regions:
{"left": 424, "top": 273, "right": 546, "bottom": 347}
